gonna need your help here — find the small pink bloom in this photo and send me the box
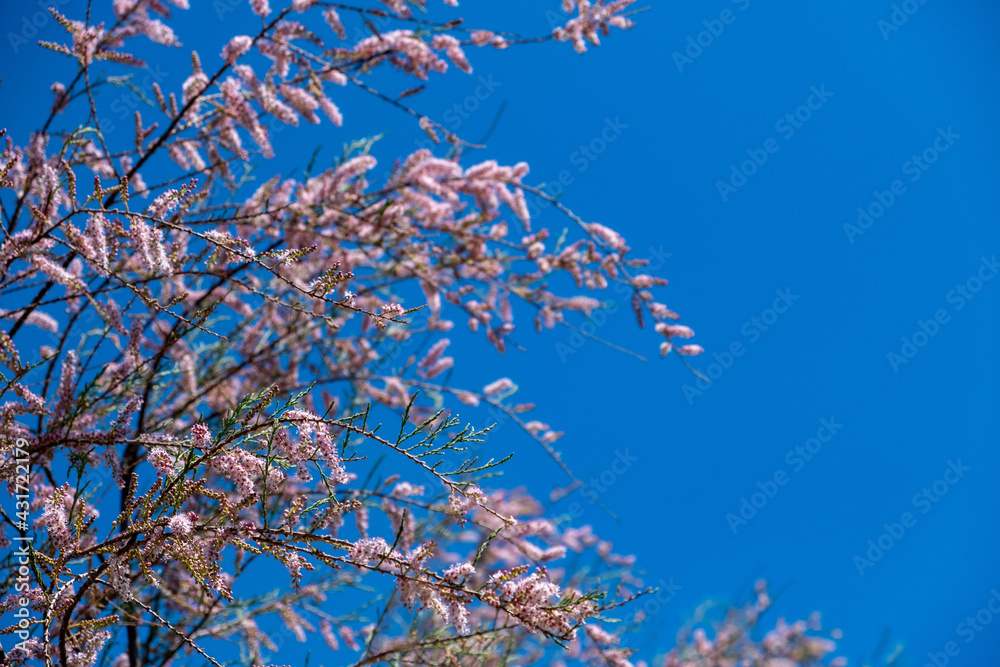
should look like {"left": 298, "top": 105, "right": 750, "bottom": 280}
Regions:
{"left": 654, "top": 323, "right": 694, "bottom": 339}
{"left": 222, "top": 35, "right": 253, "bottom": 64}
{"left": 483, "top": 377, "right": 514, "bottom": 396}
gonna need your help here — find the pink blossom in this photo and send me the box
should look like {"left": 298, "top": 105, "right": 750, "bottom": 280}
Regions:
{"left": 349, "top": 537, "right": 392, "bottom": 565}
{"left": 632, "top": 274, "right": 667, "bottom": 288}
{"left": 587, "top": 222, "right": 627, "bottom": 250}
{"left": 51, "top": 350, "right": 78, "bottom": 422}
{"left": 340, "top": 625, "right": 359, "bottom": 651}
{"left": 191, "top": 423, "right": 212, "bottom": 447}
{"left": 323, "top": 8, "right": 346, "bottom": 39}
{"left": 320, "top": 620, "right": 339, "bottom": 650}
{"left": 391, "top": 481, "right": 425, "bottom": 498}
{"left": 37, "top": 486, "right": 75, "bottom": 552}
{"left": 553, "top": 0, "right": 637, "bottom": 53}
{"left": 483, "top": 377, "right": 514, "bottom": 396}
{"left": 280, "top": 85, "right": 321, "bottom": 124}
{"left": 168, "top": 512, "right": 197, "bottom": 535}
{"left": 432, "top": 34, "right": 472, "bottom": 73}
{"left": 129, "top": 216, "right": 171, "bottom": 273}
{"left": 443, "top": 562, "right": 475, "bottom": 584}
{"left": 222, "top": 35, "right": 253, "bottom": 64}
{"left": 654, "top": 323, "right": 694, "bottom": 339}
{"left": 470, "top": 30, "right": 495, "bottom": 46}
{"left": 455, "top": 391, "right": 480, "bottom": 406}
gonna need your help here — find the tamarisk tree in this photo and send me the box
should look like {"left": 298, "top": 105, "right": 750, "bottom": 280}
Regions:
{"left": 0, "top": 1, "right": 849, "bottom": 665}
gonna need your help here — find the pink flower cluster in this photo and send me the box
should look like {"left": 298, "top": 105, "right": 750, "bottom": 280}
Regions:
{"left": 553, "top": 1, "right": 638, "bottom": 53}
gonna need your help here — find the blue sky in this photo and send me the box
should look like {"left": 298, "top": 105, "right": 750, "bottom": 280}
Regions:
{"left": 2, "top": 0, "right": 999, "bottom": 665}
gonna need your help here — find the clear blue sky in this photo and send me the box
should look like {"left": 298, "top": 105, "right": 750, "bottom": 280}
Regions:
{"left": 2, "top": 0, "right": 999, "bottom": 665}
